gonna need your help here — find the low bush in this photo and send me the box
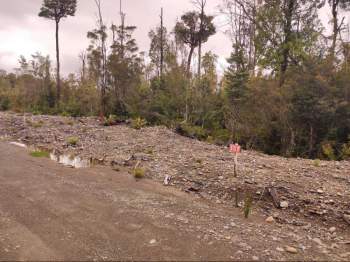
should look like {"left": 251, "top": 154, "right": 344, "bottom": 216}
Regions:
{"left": 131, "top": 117, "right": 147, "bottom": 130}
{"left": 67, "top": 136, "right": 79, "bottom": 146}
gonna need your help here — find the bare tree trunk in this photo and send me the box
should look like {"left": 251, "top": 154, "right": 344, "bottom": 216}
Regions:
{"left": 160, "top": 7, "right": 164, "bottom": 78}
{"left": 330, "top": 0, "right": 339, "bottom": 60}
{"left": 279, "top": 0, "right": 295, "bottom": 87}
{"left": 309, "top": 125, "right": 314, "bottom": 157}
{"left": 197, "top": 0, "right": 206, "bottom": 78}
{"left": 55, "top": 20, "right": 61, "bottom": 104}
{"left": 198, "top": 42, "right": 202, "bottom": 78}
{"left": 187, "top": 47, "right": 195, "bottom": 76}
{"left": 95, "top": 0, "right": 107, "bottom": 116}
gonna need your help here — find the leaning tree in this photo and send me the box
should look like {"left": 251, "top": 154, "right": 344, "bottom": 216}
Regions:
{"left": 39, "top": 0, "right": 77, "bottom": 104}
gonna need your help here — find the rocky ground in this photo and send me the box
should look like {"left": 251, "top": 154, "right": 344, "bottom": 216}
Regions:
{"left": 0, "top": 111, "right": 350, "bottom": 260}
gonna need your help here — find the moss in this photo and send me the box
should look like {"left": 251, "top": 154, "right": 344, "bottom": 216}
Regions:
{"left": 30, "top": 150, "right": 50, "bottom": 158}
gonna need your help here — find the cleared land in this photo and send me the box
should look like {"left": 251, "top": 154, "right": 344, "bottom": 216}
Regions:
{"left": 0, "top": 111, "right": 349, "bottom": 261}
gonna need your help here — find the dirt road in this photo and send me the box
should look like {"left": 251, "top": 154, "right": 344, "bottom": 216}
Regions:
{"left": 0, "top": 142, "right": 349, "bottom": 261}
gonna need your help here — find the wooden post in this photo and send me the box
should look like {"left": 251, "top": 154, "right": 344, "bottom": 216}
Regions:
{"left": 234, "top": 151, "right": 238, "bottom": 177}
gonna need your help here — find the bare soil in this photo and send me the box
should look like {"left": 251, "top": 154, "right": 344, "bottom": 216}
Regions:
{"left": 0, "top": 111, "right": 350, "bottom": 261}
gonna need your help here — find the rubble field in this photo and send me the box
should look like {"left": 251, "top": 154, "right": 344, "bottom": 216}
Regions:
{"left": 0, "top": 111, "right": 349, "bottom": 260}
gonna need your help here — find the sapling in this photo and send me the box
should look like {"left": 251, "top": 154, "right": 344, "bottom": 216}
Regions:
{"left": 244, "top": 195, "right": 253, "bottom": 219}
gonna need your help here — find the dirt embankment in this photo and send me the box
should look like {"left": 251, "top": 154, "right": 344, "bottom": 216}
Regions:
{"left": 0, "top": 111, "right": 350, "bottom": 260}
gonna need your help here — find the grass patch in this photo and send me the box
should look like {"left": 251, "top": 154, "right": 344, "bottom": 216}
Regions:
{"left": 30, "top": 150, "right": 50, "bottom": 158}
{"left": 67, "top": 136, "right": 79, "bottom": 146}
{"left": 145, "top": 148, "right": 154, "bottom": 155}
{"left": 27, "top": 120, "right": 44, "bottom": 128}
{"left": 65, "top": 120, "right": 74, "bottom": 126}
{"left": 313, "top": 159, "right": 321, "bottom": 167}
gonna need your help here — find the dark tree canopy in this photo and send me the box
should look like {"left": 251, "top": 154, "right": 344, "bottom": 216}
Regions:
{"left": 39, "top": 0, "right": 77, "bottom": 22}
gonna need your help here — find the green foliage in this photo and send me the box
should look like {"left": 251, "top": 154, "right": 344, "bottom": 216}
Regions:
{"left": 0, "top": 96, "right": 10, "bottom": 111}
{"left": 313, "top": 159, "right": 321, "bottom": 167}
{"left": 27, "top": 120, "right": 44, "bottom": 128}
{"left": 67, "top": 136, "right": 79, "bottom": 146}
{"left": 131, "top": 117, "right": 147, "bottom": 130}
{"left": 104, "top": 114, "right": 118, "bottom": 126}
{"left": 30, "top": 150, "right": 50, "bottom": 158}
{"left": 0, "top": 0, "right": 349, "bottom": 162}
{"left": 341, "top": 142, "right": 350, "bottom": 160}
{"left": 38, "top": 0, "right": 77, "bottom": 21}
{"left": 176, "top": 122, "right": 208, "bottom": 140}
{"left": 322, "top": 143, "right": 336, "bottom": 160}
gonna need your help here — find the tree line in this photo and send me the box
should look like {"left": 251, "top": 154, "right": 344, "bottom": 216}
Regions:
{"left": 0, "top": 0, "right": 349, "bottom": 160}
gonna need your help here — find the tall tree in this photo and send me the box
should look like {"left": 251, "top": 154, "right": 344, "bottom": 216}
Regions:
{"left": 87, "top": 0, "right": 108, "bottom": 115}
{"left": 175, "top": 11, "right": 216, "bottom": 76}
{"left": 192, "top": 0, "right": 207, "bottom": 77}
{"left": 38, "top": 0, "right": 77, "bottom": 104}
{"left": 148, "top": 21, "right": 170, "bottom": 78}
{"left": 326, "top": 0, "right": 350, "bottom": 60}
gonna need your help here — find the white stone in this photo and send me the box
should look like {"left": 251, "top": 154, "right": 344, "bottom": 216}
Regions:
{"left": 329, "top": 227, "right": 336, "bottom": 233}
{"left": 280, "top": 201, "right": 289, "bottom": 208}
{"left": 149, "top": 239, "right": 157, "bottom": 244}
{"left": 266, "top": 216, "right": 275, "bottom": 223}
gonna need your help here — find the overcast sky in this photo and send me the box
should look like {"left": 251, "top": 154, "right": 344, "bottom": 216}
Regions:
{"left": 0, "top": 0, "right": 347, "bottom": 76}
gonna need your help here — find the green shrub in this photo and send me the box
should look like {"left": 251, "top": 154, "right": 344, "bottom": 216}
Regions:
{"left": 67, "top": 136, "right": 79, "bottom": 146}
{"left": 175, "top": 122, "right": 208, "bottom": 140}
{"left": 322, "top": 143, "right": 336, "bottom": 160}
{"left": 133, "top": 167, "right": 145, "bottom": 179}
{"left": 211, "top": 129, "right": 231, "bottom": 145}
{"left": 0, "top": 96, "right": 10, "bottom": 111}
{"left": 313, "top": 159, "right": 321, "bottom": 167}
{"left": 104, "top": 114, "right": 118, "bottom": 126}
{"left": 341, "top": 142, "right": 350, "bottom": 160}
{"left": 30, "top": 150, "right": 50, "bottom": 158}
{"left": 60, "top": 111, "right": 71, "bottom": 117}
{"left": 131, "top": 117, "right": 147, "bottom": 130}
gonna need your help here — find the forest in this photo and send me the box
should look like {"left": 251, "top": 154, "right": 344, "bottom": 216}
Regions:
{"left": 0, "top": 0, "right": 349, "bottom": 160}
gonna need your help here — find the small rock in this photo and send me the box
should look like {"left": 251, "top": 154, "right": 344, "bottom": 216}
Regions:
{"left": 317, "top": 189, "right": 324, "bottom": 194}
{"left": 343, "top": 214, "right": 350, "bottom": 225}
{"left": 276, "top": 247, "right": 284, "bottom": 252}
{"left": 252, "top": 256, "right": 259, "bottom": 261}
{"left": 266, "top": 216, "right": 275, "bottom": 223}
{"left": 163, "top": 175, "right": 171, "bottom": 185}
{"left": 149, "top": 239, "right": 157, "bottom": 245}
{"left": 230, "top": 222, "right": 236, "bottom": 227}
{"left": 285, "top": 246, "right": 298, "bottom": 254}
{"left": 280, "top": 201, "right": 289, "bottom": 209}
{"left": 340, "top": 252, "right": 350, "bottom": 258}
{"left": 331, "top": 243, "right": 339, "bottom": 249}
{"left": 329, "top": 227, "right": 336, "bottom": 233}
{"left": 312, "top": 238, "right": 323, "bottom": 246}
